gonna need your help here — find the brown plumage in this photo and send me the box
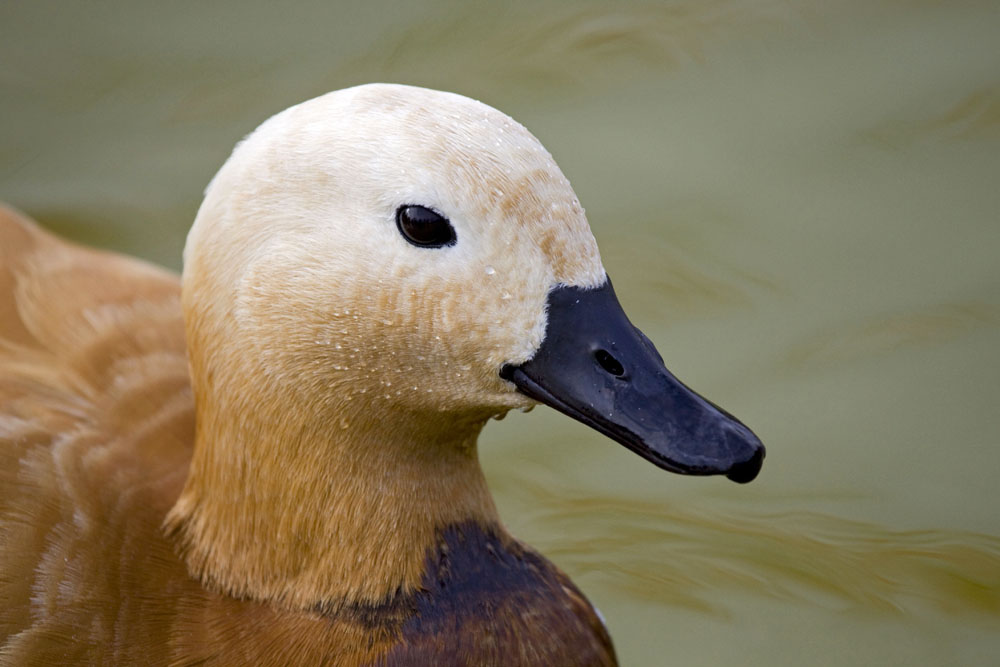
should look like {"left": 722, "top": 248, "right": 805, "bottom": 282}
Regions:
{"left": 0, "top": 204, "right": 615, "bottom": 665}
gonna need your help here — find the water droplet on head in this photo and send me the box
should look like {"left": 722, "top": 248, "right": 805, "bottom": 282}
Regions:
{"left": 484, "top": 266, "right": 496, "bottom": 276}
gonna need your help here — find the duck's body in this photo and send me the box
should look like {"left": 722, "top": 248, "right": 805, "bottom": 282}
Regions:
{"left": 0, "top": 84, "right": 762, "bottom": 665}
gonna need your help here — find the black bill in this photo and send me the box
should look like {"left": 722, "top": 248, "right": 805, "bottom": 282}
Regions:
{"left": 500, "top": 279, "right": 764, "bottom": 483}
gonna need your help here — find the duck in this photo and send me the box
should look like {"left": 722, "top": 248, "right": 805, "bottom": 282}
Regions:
{"left": 0, "top": 83, "right": 764, "bottom": 665}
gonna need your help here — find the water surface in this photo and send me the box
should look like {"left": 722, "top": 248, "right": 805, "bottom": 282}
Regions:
{"left": 2, "top": 1, "right": 999, "bottom": 664}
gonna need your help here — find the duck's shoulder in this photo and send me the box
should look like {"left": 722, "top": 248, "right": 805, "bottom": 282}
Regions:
{"left": 0, "top": 206, "right": 195, "bottom": 656}
{"left": 0, "top": 205, "right": 191, "bottom": 501}
{"left": 365, "top": 522, "right": 617, "bottom": 666}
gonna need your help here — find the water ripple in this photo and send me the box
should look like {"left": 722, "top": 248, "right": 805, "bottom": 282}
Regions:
{"left": 514, "top": 481, "right": 1000, "bottom": 619}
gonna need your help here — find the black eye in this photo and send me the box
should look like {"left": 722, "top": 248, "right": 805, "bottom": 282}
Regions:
{"left": 396, "top": 205, "right": 457, "bottom": 248}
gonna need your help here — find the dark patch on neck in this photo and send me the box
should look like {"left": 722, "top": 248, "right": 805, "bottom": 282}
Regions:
{"left": 322, "top": 522, "right": 617, "bottom": 665}
{"left": 404, "top": 523, "right": 547, "bottom": 632}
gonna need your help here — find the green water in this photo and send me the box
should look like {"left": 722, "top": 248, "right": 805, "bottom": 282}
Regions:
{"left": 2, "top": 1, "right": 999, "bottom": 664}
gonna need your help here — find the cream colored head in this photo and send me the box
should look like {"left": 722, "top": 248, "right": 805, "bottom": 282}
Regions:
{"left": 171, "top": 84, "right": 607, "bottom": 606}
{"left": 184, "top": 83, "right": 605, "bottom": 425}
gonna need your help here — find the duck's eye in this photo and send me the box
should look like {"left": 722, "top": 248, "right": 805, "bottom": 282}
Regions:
{"left": 396, "top": 205, "right": 456, "bottom": 248}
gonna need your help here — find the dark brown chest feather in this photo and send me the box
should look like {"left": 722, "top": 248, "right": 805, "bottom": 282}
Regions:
{"left": 362, "top": 523, "right": 617, "bottom": 666}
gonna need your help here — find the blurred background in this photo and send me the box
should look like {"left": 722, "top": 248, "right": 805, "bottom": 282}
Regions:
{"left": 2, "top": 0, "right": 999, "bottom": 664}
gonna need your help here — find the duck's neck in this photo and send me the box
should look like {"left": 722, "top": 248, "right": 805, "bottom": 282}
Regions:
{"left": 165, "top": 396, "right": 500, "bottom": 610}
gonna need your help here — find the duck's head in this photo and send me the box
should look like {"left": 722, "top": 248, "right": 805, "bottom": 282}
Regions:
{"left": 183, "top": 83, "right": 762, "bottom": 487}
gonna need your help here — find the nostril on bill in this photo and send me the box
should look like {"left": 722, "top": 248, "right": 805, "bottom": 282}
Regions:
{"left": 594, "top": 349, "right": 625, "bottom": 377}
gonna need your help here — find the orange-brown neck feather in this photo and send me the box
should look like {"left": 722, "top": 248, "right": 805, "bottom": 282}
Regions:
{"left": 165, "top": 381, "right": 500, "bottom": 610}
